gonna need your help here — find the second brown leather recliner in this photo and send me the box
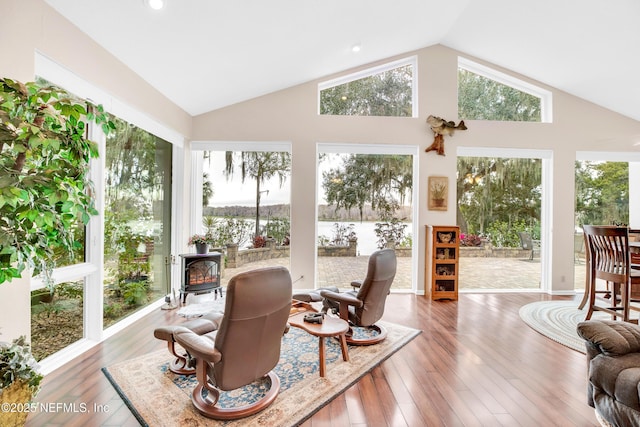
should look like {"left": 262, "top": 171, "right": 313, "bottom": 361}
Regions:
{"left": 320, "top": 248, "right": 396, "bottom": 345}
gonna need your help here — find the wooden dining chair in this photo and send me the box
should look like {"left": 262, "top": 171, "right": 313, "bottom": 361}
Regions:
{"left": 629, "top": 229, "right": 640, "bottom": 269}
{"left": 577, "top": 231, "right": 596, "bottom": 310}
{"left": 583, "top": 225, "right": 640, "bottom": 323}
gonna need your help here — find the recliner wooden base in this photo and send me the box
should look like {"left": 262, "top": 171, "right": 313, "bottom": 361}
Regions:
{"left": 191, "top": 359, "right": 280, "bottom": 420}
{"left": 165, "top": 341, "right": 195, "bottom": 375}
{"left": 345, "top": 324, "right": 387, "bottom": 345}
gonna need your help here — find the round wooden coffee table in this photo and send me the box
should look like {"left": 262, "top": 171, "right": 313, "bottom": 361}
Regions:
{"left": 288, "top": 311, "right": 350, "bottom": 377}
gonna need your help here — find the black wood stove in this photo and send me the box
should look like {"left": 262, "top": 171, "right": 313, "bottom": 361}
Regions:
{"left": 179, "top": 252, "right": 222, "bottom": 304}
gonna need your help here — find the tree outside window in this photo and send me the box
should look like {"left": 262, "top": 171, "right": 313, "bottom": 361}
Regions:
{"left": 320, "top": 65, "right": 413, "bottom": 117}
{"left": 458, "top": 68, "right": 542, "bottom": 122}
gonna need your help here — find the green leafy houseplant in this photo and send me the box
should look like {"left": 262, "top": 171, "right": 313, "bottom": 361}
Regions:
{"left": 0, "top": 336, "right": 42, "bottom": 391}
{"left": 0, "top": 336, "right": 43, "bottom": 426}
{"left": 0, "top": 78, "right": 114, "bottom": 287}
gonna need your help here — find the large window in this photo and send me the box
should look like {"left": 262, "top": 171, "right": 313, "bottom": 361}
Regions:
{"left": 317, "top": 144, "right": 418, "bottom": 292}
{"left": 319, "top": 57, "right": 416, "bottom": 117}
{"left": 191, "top": 143, "right": 292, "bottom": 293}
{"left": 456, "top": 148, "right": 551, "bottom": 291}
{"left": 30, "top": 107, "right": 174, "bottom": 358}
{"left": 574, "top": 154, "right": 639, "bottom": 291}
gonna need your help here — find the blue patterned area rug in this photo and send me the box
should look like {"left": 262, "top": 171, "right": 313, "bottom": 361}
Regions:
{"left": 103, "top": 320, "right": 420, "bottom": 427}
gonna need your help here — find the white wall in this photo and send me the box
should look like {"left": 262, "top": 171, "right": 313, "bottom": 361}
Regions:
{"left": 0, "top": 273, "right": 31, "bottom": 343}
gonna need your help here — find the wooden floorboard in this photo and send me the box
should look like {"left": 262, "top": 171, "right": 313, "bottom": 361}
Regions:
{"left": 25, "top": 293, "right": 599, "bottom": 426}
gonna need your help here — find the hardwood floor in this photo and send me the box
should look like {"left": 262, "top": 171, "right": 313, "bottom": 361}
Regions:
{"left": 26, "top": 293, "right": 598, "bottom": 426}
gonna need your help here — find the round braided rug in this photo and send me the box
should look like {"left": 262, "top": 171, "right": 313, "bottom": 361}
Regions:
{"left": 519, "top": 300, "right": 609, "bottom": 353}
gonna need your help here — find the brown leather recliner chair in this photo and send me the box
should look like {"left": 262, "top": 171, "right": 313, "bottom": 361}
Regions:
{"left": 320, "top": 248, "right": 396, "bottom": 345}
{"left": 173, "top": 266, "right": 292, "bottom": 420}
{"left": 577, "top": 320, "right": 640, "bottom": 426}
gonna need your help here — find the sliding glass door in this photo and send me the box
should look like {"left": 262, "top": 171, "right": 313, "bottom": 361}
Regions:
{"left": 103, "top": 116, "right": 172, "bottom": 327}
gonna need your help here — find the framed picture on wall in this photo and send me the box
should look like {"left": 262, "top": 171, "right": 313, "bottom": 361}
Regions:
{"left": 428, "top": 176, "right": 448, "bottom": 211}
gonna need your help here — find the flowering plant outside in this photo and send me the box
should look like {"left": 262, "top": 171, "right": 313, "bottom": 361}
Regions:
{"left": 252, "top": 235, "right": 267, "bottom": 248}
{"left": 460, "top": 233, "right": 484, "bottom": 247}
{"left": 188, "top": 234, "right": 213, "bottom": 245}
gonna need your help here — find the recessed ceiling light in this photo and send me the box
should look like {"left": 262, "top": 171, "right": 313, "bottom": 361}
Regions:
{"left": 145, "top": 0, "right": 165, "bottom": 10}
{"left": 351, "top": 44, "right": 361, "bottom": 53}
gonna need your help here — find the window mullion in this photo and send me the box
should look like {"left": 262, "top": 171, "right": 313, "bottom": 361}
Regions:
{"left": 84, "top": 122, "right": 106, "bottom": 341}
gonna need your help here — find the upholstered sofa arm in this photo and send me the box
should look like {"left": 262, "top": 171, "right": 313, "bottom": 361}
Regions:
{"left": 577, "top": 320, "right": 640, "bottom": 357}
{"left": 319, "top": 289, "right": 364, "bottom": 308}
{"left": 174, "top": 327, "right": 222, "bottom": 363}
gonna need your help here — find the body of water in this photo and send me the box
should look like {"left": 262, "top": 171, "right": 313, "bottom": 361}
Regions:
{"left": 317, "top": 221, "right": 411, "bottom": 255}
{"left": 226, "top": 218, "right": 412, "bottom": 255}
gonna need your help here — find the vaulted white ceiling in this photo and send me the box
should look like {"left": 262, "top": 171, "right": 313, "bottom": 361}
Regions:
{"left": 45, "top": 0, "right": 640, "bottom": 120}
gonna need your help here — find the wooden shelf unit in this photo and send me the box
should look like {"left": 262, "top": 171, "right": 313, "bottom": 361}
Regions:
{"left": 427, "top": 225, "right": 459, "bottom": 300}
